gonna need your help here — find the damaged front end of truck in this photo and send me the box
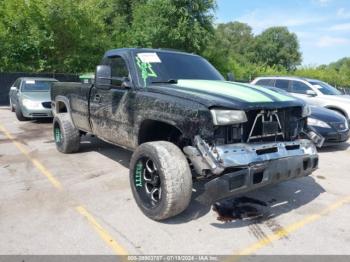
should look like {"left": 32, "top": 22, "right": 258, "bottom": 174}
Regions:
{"left": 184, "top": 105, "right": 322, "bottom": 201}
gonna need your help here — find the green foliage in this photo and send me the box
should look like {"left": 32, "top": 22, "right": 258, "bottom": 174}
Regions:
{"left": 0, "top": 0, "right": 110, "bottom": 72}
{"left": 42, "top": 0, "right": 109, "bottom": 72}
{"left": 203, "top": 22, "right": 349, "bottom": 88}
{"left": 0, "top": 0, "right": 45, "bottom": 71}
{"left": 0, "top": 0, "right": 348, "bottom": 88}
{"left": 203, "top": 22, "right": 254, "bottom": 74}
{"left": 92, "top": 0, "right": 146, "bottom": 47}
{"left": 0, "top": 0, "right": 215, "bottom": 73}
{"left": 131, "top": 0, "right": 215, "bottom": 53}
{"left": 253, "top": 27, "right": 301, "bottom": 70}
{"left": 203, "top": 22, "right": 301, "bottom": 82}
{"left": 293, "top": 66, "right": 350, "bottom": 88}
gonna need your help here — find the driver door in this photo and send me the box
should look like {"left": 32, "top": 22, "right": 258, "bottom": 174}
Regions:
{"left": 89, "top": 55, "right": 134, "bottom": 147}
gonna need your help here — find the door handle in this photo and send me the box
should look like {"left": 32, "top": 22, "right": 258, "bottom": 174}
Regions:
{"left": 94, "top": 94, "right": 102, "bottom": 103}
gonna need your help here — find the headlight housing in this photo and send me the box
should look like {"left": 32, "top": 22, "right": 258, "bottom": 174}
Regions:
{"left": 302, "top": 105, "right": 311, "bottom": 117}
{"left": 22, "top": 99, "right": 42, "bottom": 109}
{"left": 307, "top": 118, "right": 331, "bottom": 128}
{"left": 210, "top": 109, "right": 248, "bottom": 125}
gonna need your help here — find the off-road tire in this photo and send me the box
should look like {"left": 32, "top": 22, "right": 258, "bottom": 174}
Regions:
{"left": 53, "top": 113, "right": 80, "bottom": 153}
{"left": 129, "top": 141, "right": 192, "bottom": 221}
{"left": 15, "top": 104, "right": 27, "bottom": 121}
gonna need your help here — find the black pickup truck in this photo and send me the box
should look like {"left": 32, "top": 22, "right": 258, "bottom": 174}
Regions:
{"left": 51, "top": 48, "right": 319, "bottom": 220}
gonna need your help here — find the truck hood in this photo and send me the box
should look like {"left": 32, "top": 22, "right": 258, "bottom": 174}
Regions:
{"left": 21, "top": 91, "right": 51, "bottom": 102}
{"left": 148, "top": 80, "right": 304, "bottom": 110}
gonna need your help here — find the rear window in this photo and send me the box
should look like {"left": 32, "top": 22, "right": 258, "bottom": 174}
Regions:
{"left": 255, "top": 79, "right": 274, "bottom": 87}
{"left": 22, "top": 80, "right": 55, "bottom": 92}
{"left": 274, "top": 79, "right": 290, "bottom": 91}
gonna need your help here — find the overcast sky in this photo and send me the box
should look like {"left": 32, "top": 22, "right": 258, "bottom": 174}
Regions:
{"left": 216, "top": 0, "right": 350, "bottom": 65}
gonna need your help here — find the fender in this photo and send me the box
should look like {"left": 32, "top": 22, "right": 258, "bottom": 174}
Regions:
{"left": 324, "top": 105, "right": 348, "bottom": 119}
{"left": 136, "top": 117, "right": 188, "bottom": 148}
{"left": 53, "top": 95, "right": 75, "bottom": 123}
{"left": 137, "top": 117, "right": 185, "bottom": 139}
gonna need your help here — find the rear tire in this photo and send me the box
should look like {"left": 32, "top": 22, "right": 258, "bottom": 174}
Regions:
{"left": 15, "top": 105, "right": 27, "bottom": 121}
{"left": 129, "top": 141, "right": 192, "bottom": 221}
{"left": 53, "top": 113, "right": 80, "bottom": 153}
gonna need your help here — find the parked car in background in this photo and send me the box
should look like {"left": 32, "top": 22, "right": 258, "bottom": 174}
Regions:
{"left": 9, "top": 77, "right": 58, "bottom": 121}
{"left": 251, "top": 76, "right": 350, "bottom": 119}
{"left": 252, "top": 85, "right": 349, "bottom": 147}
{"left": 308, "top": 106, "right": 349, "bottom": 147}
{"left": 338, "top": 87, "right": 350, "bottom": 95}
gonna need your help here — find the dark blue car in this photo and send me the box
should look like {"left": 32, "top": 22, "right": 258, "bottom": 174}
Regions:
{"left": 309, "top": 106, "right": 349, "bottom": 147}
{"left": 254, "top": 85, "right": 349, "bottom": 147}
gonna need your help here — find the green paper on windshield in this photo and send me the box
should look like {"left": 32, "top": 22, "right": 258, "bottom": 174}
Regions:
{"left": 136, "top": 57, "right": 158, "bottom": 87}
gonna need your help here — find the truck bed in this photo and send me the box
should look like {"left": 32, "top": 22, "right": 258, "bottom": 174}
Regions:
{"left": 51, "top": 82, "right": 93, "bottom": 132}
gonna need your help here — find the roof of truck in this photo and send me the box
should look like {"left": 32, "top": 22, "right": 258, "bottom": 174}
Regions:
{"left": 104, "top": 48, "right": 198, "bottom": 58}
{"left": 19, "top": 77, "right": 58, "bottom": 81}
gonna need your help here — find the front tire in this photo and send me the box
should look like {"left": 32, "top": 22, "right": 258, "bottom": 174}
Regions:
{"left": 129, "top": 141, "right": 192, "bottom": 221}
{"left": 53, "top": 113, "right": 80, "bottom": 153}
{"left": 15, "top": 104, "right": 27, "bottom": 121}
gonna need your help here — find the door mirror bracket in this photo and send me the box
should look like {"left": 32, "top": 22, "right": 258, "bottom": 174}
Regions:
{"left": 306, "top": 90, "right": 317, "bottom": 97}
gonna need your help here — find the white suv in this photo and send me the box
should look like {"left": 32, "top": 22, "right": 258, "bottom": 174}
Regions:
{"left": 251, "top": 76, "right": 350, "bottom": 119}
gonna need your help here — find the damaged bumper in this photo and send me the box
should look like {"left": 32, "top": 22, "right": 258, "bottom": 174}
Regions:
{"left": 184, "top": 136, "right": 318, "bottom": 200}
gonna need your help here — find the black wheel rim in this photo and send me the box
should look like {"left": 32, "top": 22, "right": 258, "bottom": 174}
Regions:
{"left": 54, "top": 123, "right": 63, "bottom": 145}
{"left": 134, "top": 157, "right": 162, "bottom": 209}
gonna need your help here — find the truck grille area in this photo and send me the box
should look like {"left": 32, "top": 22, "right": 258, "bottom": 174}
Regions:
{"left": 214, "top": 107, "right": 304, "bottom": 144}
{"left": 213, "top": 125, "right": 243, "bottom": 145}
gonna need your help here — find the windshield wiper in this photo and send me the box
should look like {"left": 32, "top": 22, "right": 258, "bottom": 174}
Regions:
{"left": 151, "top": 79, "right": 178, "bottom": 84}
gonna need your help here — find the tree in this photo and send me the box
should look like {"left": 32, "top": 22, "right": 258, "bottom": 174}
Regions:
{"left": 329, "top": 57, "right": 350, "bottom": 71}
{"left": 215, "top": 22, "right": 254, "bottom": 59}
{"left": 91, "top": 0, "right": 146, "bottom": 48}
{"left": 203, "top": 21, "right": 254, "bottom": 76}
{"left": 130, "top": 0, "right": 216, "bottom": 53}
{"left": 42, "top": 0, "right": 109, "bottom": 72}
{"left": 0, "top": 0, "right": 109, "bottom": 73}
{"left": 0, "top": 0, "right": 48, "bottom": 71}
{"left": 0, "top": 0, "right": 217, "bottom": 73}
{"left": 253, "top": 27, "right": 301, "bottom": 71}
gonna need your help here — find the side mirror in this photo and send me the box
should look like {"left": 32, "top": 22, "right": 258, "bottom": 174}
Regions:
{"left": 227, "top": 72, "right": 235, "bottom": 82}
{"left": 306, "top": 90, "right": 317, "bottom": 97}
{"left": 95, "top": 65, "right": 112, "bottom": 89}
{"left": 10, "top": 86, "right": 17, "bottom": 91}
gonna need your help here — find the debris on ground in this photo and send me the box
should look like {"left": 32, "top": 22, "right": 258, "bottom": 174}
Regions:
{"left": 213, "top": 196, "right": 267, "bottom": 222}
